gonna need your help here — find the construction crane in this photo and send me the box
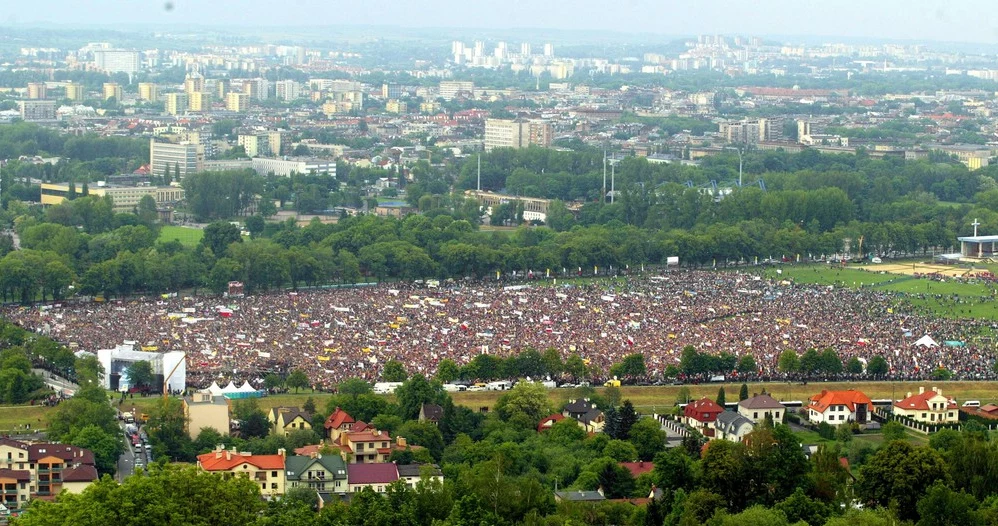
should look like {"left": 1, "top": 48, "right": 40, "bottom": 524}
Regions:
{"left": 163, "top": 353, "right": 186, "bottom": 399}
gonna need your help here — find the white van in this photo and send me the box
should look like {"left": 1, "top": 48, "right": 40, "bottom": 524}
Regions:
{"left": 486, "top": 381, "right": 512, "bottom": 391}
{"left": 963, "top": 400, "right": 981, "bottom": 408}
{"left": 443, "top": 383, "right": 467, "bottom": 392}
{"left": 372, "top": 382, "right": 402, "bottom": 394}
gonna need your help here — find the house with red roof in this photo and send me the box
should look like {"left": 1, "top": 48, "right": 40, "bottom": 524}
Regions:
{"left": 197, "top": 446, "right": 287, "bottom": 498}
{"left": 807, "top": 389, "right": 873, "bottom": 425}
{"left": 683, "top": 397, "right": 724, "bottom": 432}
{"left": 346, "top": 462, "right": 399, "bottom": 493}
{"left": 537, "top": 413, "right": 567, "bottom": 432}
{"left": 619, "top": 461, "right": 654, "bottom": 479}
{"left": 893, "top": 386, "right": 958, "bottom": 424}
{"left": 324, "top": 407, "right": 356, "bottom": 440}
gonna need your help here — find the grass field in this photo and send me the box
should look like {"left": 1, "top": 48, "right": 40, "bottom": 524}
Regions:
{"left": 765, "top": 264, "right": 998, "bottom": 320}
{"left": 110, "top": 381, "right": 998, "bottom": 419}
{"left": 0, "top": 405, "right": 53, "bottom": 434}
{"left": 158, "top": 225, "right": 204, "bottom": 247}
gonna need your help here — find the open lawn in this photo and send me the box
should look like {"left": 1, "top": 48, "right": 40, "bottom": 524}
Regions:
{"left": 157, "top": 225, "right": 204, "bottom": 247}
{"left": 0, "top": 404, "right": 53, "bottom": 434}
{"left": 765, "top": 264, "right": 998, "bottom": 320}
{"left": 113, "top": 381, "right": 998, "bottom": 419}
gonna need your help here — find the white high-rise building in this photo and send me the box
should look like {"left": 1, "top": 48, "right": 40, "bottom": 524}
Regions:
{"left": 474, "top": 41, "right": 485, "bottom": 58}
{"left": 495, "top": 41, "right": 508, "bottom": 60}
{"left": 93, "top": 49, "right": 140, "bottom": 78}
{"left": 274, "top": 80, "right": 301, "bottom": 101}
{"left": 543, "top": 43, "right": 555, "bottom": 57}
{"left": 520, "top": 42, "right": 532, "bottom": 57}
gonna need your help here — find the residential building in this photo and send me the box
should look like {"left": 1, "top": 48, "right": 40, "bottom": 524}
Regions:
{"left": 197, "top": 446, "right": 286, "bottom": 499}
{"left": 385, "top": 99, "right": 407, "bottom": 114}
{"left": 381, "top": 83, "right": 402, "bottom": 99}
{"left": 737, "top": 394, "right": 786, "bottom": 424}
{"left": 346, "top": 463, "right": 398, "bottom": 493}
{"left": 807, "top": 389, "right": 873, "bottom": 425}
{"left": 893, "top": 387, "right": 958, "bottom": 424}
{"left": 397, "top": 463, "right": 443, "bottom": 489}
{"left": 226, "top": 92, "right": 250, "bottom": 112}
{"left": 92, "top": 49, "right": 140, "bottom": 77}
{"left": 183, "top": 390, "right": 230, "bottom": 439}
{"left": 188, "top": 91, "right": 211, "bottom": 112}
{"left": 40, "top": 182, "right": 185, "bottom": 213}
{"left": 683, "top": 397, "right": 724, "bottom": 431}
{"left": 537, "top": 413, "right": 567, "bottom": 432}
{"left": 64, "top": 81, "right": 85, "bottom": 101}
{"left": 275, "top": 80, "right": 301, "bottom": 101}
{"left": 465, "top": 190, "right": 554, "bottom": 223}
{"left": 324, "top": 407, "right": 356, "bottom": 441}
{"left": 27, "top": 82, "right": 47, "bottom": 99}
{"left": 439, "top": 80, "right": 474, "bottom": 100}
{"left": 165, "top": 93, "right": 188, "bottom": 115}
{"left": 718, "top": 118, "right": 781, "bottom": 144}
{"left": 138, "top": 82, "right": 158, "bottom": 102}
{"left": 339, "top": 429, "right": 393, "bottom": 463}
{"left": 285, "top": 454, "right": 347, "bottom": 494}
{"left": 150, "top": 139, "right": 203, "bottom": 179}
{"left": 562, "top": 399, "right": 605, "bottom": 433}
{"left": 238, "top": 134, "right": 263, "bottom": 157}
{"left": 484, "top": 118, "right": 552, "bottom": 150}
{"left": 102, "top": 82, "right": 122, "bottom": 101}
{"left": 0, "top": 439, "right": 98, "bottom": 510}
{"left": 184, "top": 74, "right": 205, "bottom": 96}
{"left": 418, "top": 403, "right": 443, "bottom": 425}
{"left": 269, "top": 407, "right": 313, "bottom": 437}
{"left": 714, "top": 411, "right": 755, "bottom": 442}
{"left": 555, "top": 490, "right": 605, "bottom": 503}
{"left": 251, "top": 157, "right": 335, "bottom": 177}
{"left": 18, "top": 100, "right": 56, "bottom": 121}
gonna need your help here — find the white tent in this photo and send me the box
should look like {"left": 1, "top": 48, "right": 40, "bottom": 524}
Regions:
{"left": 915, "top": 335, "right": 938, "bottom": 347}
{"left": 237, "top": 381, "right": 256, "bottom": 393}
{"left": 221, "top": 381, "right": 240, "bottom": 394}
{"left": 208, "top": 381, "right": 224, "bottom": 396}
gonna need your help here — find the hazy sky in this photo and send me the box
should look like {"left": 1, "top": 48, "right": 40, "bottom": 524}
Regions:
{"left": 8, "top": 0, "right": 998, "bottom": 45}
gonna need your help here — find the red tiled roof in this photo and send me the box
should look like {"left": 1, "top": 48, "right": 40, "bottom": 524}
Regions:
{"left": 28, "top": 443, "right": 95, "bottom": 465}
{"left": 325, "top": 407, "right": 355, "bottom": 430}
{"left": 808, "top": 390, "right": 873, "bottom": 413}
{"left": 619, "top": 461, "right": 654, "bottom": 478}
{"left": 538, "top": 413, "right": 566, "bottom": 432}
{"left": 197, "top": 451, "right": 285, "bottom": 471}
{"left": 294, "top": 444, "right": 322, "bottom": 456}
{"left": 347, "top": 463, "right": 398, "bottom": 485}
{"left": 0, "top": 468, "right": 30, "bottom": 481}
{"left": 62, "top": 465, "right": 98, "bottom": 482}
{"left": 684, "top": 397, "right": 724, "bottom": 422}
{"left": 893, "top": 389, "right": 957, "bottom": 411}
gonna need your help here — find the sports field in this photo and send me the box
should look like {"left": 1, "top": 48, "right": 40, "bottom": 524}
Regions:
{"left": 157, "top": 225, "right": 204, "bottom": 247}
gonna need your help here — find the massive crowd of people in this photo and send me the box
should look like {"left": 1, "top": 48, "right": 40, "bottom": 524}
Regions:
{"left": 2, "top": 270, "right": 995, "bottom": 390}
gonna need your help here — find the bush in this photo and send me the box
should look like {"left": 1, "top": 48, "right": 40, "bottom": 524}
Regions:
{"left": 817, "top": 421, "right": 835, "bottom": 440}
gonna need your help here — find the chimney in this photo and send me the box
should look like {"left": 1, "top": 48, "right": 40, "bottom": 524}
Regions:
{"left": 278, "top": 448, "right": 286, "bottom": 458}
{"left": 225, "top": 449, "right": 231, "bottom": 461}
{"left": 906, "top": 392, "right": 912, "bottom": 399}
{"left": 597, "top": 486, "right": 604, "bottom": 497}
{"left": 397, "top": 436, "right": 407, "bottom": 448}
{"left": 919, "top": 387, "right": 925, "bottom": 395}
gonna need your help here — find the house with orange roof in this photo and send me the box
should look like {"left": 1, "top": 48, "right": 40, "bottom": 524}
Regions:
{"left": 893, "top": 387, "right": 958, "bottom": 424}
{"left": 537, "top": 413, "right": 567, "bottom": 432}
{"left": 807, "top": 389, "right": 873, "bottom": 425}
{"left": 338, "top": 429, "right": 394, "bottom": 463}
{"left": 683, "top": 397, "right": 724, "bottom": 433}
{"left": 197, "top": 446, "right": 287, "bottom": 499}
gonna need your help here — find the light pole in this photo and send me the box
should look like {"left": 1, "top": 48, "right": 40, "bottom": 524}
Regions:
{"left": 724, "top": 146, "right": 743, "bottom": 187}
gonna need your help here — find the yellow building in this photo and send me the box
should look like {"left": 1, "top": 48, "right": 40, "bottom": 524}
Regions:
{"left": 0, "top": 439, "right": 98, "bottom": 511}
{"left": 183, "top": 390, "right": 230, "bottom": 439}
{"left": 64, "top": 81, "right": 85, "bottom": 102}
{"left": 40, "top": 182, "right": 185, "bottom": 213}
{"left": 267, "top": 131, "right": 282, "bottom": 157}
{"left": 184, "top": 75, "right": 205, "bottom": 95}
{"left": 419, "top": 101, "right": 441, "bottom": 114}
{"left": 103, "top": 82, "right": 122, "bottom": 101}
{"left": 226, "top": 92, "right": 249, "bottom": 112}
{"left": 197, "top": 446, "right": 286, "bottom": 499}
{"left": 385, "top": 99, "right": 407, "bottom": 114}
{"left": 138, "top": 82, "right": 158, "bottom": 102}
{"left": 188, "top": 91, "right": 211, "bottom": 112}
{"left": 27, "top": 82, "right": 47, "bottom": 99}
{"left": 238, "top": 134, "right": 262, "bottom": 157}
{"left": 893, "top": 386, "right": 959, "bottom": 424}
{"left": 268, "top": 407, "right": 313, "bottom": 437}
{"left": 216, "top": 79, "right": 229, "bottom": 99}
{"left": 165, "top": 93, "right": 188, "bottom": 115}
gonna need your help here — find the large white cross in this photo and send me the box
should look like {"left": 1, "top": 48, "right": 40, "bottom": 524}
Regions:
{"left": 973, "top": 218, "right": 981, "bottom": 237}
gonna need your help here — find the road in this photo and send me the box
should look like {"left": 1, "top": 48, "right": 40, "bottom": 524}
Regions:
{"left": 32, "top": 369, "right": 78, "bottom": 396}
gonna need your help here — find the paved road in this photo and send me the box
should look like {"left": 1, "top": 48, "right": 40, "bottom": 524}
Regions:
{"left": 32, "top": 369, "right": 78, "bottom": 395}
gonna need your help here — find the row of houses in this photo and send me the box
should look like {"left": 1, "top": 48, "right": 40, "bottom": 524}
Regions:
{"left": 195, "top": 446, "right": 441, "bottom": 501}
{"left": 683, "top": 387, "right": 958, "bottom": 443}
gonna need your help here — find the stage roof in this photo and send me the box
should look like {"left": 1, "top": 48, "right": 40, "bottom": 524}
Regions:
{"left": 957, "top": 236, "right": 998, "bottom": 242}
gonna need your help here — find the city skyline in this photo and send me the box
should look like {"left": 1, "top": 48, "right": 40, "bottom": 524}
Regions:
{"left": 6, "top": 0, "right": 998, "bottom": 46}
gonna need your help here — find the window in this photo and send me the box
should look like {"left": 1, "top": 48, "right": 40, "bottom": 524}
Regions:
{"left": 922, "top": 413, "right": 927, "bottom": 419}
{"left": 271, "top": 483, "right": 278, "bottom": 489}
{"left": 271, "top": 471, "right": 277, "bottom": 478}
{"left": 753, "top": 412, "right": 758, "bottom": 419}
